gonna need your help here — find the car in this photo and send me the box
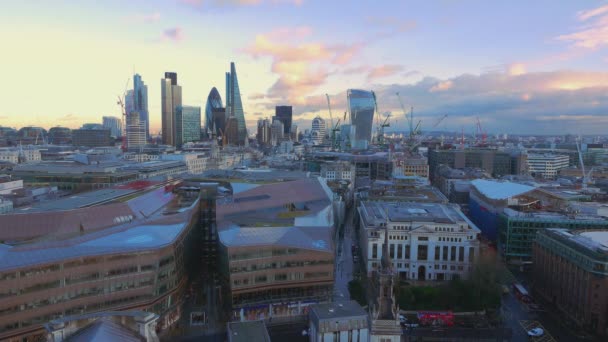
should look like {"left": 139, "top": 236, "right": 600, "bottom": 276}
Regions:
{"left": 399, "top": 314, "right": 406, "bottom": 322}
{"left": 527, "top": 327, "right": 544, "bottom": 337}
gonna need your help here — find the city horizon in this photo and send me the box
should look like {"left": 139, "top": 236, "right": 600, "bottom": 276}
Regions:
{"left": 2, "top": 1, "right": 608, "bottom": 134}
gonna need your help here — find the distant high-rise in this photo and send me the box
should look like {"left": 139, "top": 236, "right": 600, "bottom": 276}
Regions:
{"left": 176, "top": 106, "right": 201, "bottom": 148}
{"left": 125, "top": 89, "right": 135, "bottom": 117}
{"left": 271, "top": 119, "right": 284, "bottom": 146}
{"left": 257, "top": 118, "right": 271, "bottom": 146}
{"left": 48, "top": 127, "right": 72, "bottom": 145}
{"left": 347, "top": 89, "right": 375, "bottom": 150}
{"left": 133, "top": 74, "right": 149, "bottom": 138}
{"left": 225, "top": 62, "right": 246, "bottom": 145}
{"left": 275, "top": 106, "right": 293, "bottom": 134}
{"left": 225, "top": 117, "right": 239, "bottom": 146}
{"left": 161, "top": 72, "right": 182, "bottom": 146}
{"left": 102, "top": 116, "right": 122, "bottom": 138}
{"left": 126, "top": 111, "right": 146, "bottom": 149}
{"left": 205, "top": 87, "right": 223, "bottom": 136}
{"left": 311, "top": 116, "right": 326, "bottom": 145}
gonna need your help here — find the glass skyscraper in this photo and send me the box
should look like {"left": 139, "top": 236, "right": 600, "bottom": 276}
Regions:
{"left": 176, "top": 106, "right": 201, "bottom": 147}
{"left": 347, "top": 89, "right": 375, "bottom": 150}
{"left": 205, "top": 87, "right": 223, "bottom": 135}
{"left": 275, "top": 105, "right": 292, "bottom": 134}
{"left": 161, "top": 72, "right": 182, "bottom": 146}
{"left": 225, "top": 62, "right": 246, "bottom": 145}
{"left": 133, "top": 74, "right": 149, "bottom": 138}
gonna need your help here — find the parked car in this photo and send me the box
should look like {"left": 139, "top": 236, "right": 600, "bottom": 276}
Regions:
{"left": 527, "top": 327, "right": 544, "bottom": 337}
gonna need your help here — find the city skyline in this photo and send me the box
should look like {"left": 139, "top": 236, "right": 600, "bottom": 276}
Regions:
{"left": 2, "top": 1, "right": 608, "bottom": 134}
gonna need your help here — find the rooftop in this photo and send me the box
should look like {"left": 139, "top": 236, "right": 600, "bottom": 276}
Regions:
{"left": 219, "top": 225, "right": 332, "bottom": 252}
{"left": 471, "top": 179, "right": 536, "bottom": 200}
{"left": 227, "top": 320, "right": 270, "bottom": 342}
{"left": 360, "top": 201, "right": 479, "bottom": 232}
{"left": 309, "top": 300, "right": 367, "bottom": 321}
{"left": 543, "top": 229, "right": 608, "bottom": 257}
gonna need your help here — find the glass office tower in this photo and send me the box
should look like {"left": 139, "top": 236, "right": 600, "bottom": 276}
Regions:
{"left": 347, "top": 89, "right": 375, "bottom": 150}
{"left": 133, "top": 74, "right": 149, "bottom": 138}
{"left": 176, "top": 106, "right": 201, "bottom": 147}
{"left": 205, "top": 87, "right": 223, "bottom": 135}
{"left": 225, "top": 62, "right": 247, "bottom": 145}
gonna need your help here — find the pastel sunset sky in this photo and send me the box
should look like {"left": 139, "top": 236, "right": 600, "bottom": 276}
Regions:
{"left": 2, "top": 0, "right": 608, "bottom": 134}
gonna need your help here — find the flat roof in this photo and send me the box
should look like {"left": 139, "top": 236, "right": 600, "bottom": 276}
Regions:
{"left": 471, "top": 179, "right": 536, "bottom": 200}
{"left": 18, "top": 188, "right": 138, "bottom": 213}
{"left": 227, "top": 320, "right": 270, "bottom": 342}
{"left": 310, "top": 300, "right": 367, "bottom": 321}
{"left": 360, "top": 201, "right": 473, "bottom": 227}
{"left": 219, "top": 225, "right": 333, "bottom": 253}
{"left": 580, "top": 231, "right": 608, "bottom": 248}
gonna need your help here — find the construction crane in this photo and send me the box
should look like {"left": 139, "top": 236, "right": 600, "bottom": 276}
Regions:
{"left": 475, "top": 117, "right": 487, "bottom": 145}
{"left": 396, "top": 92, "right": 421, "bottom": 141}
{"left": 576, "top": 138, "right": 594, "bottom": 188}
{"left": 326, "top": 94, "right": 340, "bottom": 150}
{"left": 117, "top": 77, "right": 130, "bottom": 152}
{"left": 432, "top": 114, "right": 448, "bottom": 128}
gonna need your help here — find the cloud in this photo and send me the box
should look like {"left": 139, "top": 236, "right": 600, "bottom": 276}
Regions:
{"left": 58, "top": 114, "right": 79, "bottom": 122}
{"left": 366, "top": 16, "right": 417, "bottom": 39}
{"left": 248, "top": 93, "right": 266, "bottom": 100}
{"left": 162, "top": 27, "right": 184, "bottom": 42}
{"left": 557, "top": 4, "right": 608, "bottom": 49}
{"left": 367, "top": 65, "right": 404, "bottom": 81}
{"left": 178, "top": 0, "right": 303, "bottom": 8}
{"left": 242, "top": 27, "right": 363, "bottom": 104}
{"left": 508, "top": 63, "right": 527, "bottom": 76}
{"left": 429, "top": 80, "right": 453, "bottom": 92}
{"left": 124, "top": 12, "right": 161, "bottom": 23}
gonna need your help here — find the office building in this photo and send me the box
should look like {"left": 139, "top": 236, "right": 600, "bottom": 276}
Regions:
{"left": 161, "top": 72, "right": 182, "bottom": 146}
{"left": 358, "top": 201, "right": 480, "bottom": 280}
{"left": 205, "top": 87, "right": 223, "bottom": 135}
{"left": 468, "top": 179, "right": 608, "bottom": 260}
{"left": 256, "top": 118, "right": 271, "bottom": 146}
{"left": 311, "top": 116, "right": 326, "bottom": 145}
{"left": 428, "top": 148, "right": 526, "bottom": 183}
{"left": 72, "top": 129, "right": 111, "bottom": 147}
{"left": 225, "top": 62, "right": 246, "bottom": 145}
{"left": 275, "top": 105, "right": 292, "bottom": 134}
{"left": 0, "top": 147, "right": 42, "bottom": 164}
{"left": 217, "top": 177, "right": 335, "bottom": 321}
{"left": 392, "top": 154, "right": 429, "bottom": 179}
{"left": 102, "top": 116, "right": 122, "bottom": 138}
{"left": 0, "top": 183, "right": 212, "bottom": 341}
{"left": 347, "top": 89, "right": 375, "bottom": 150}
{"left": 527, "top": 153, "right": 570, "bottom": 179}
{"left": 47, "top": 127, "right": 72, "bottom": 145}
{"left": 270, "top": 118, "right": 284, "bottom": 146}
{"left": 133, "top": 74, "right": 149, "bottom": 138}
{"left": 533, "top": 229, "right": 608, "bottom": 337}
{"left": 224, "top": 117, "right": 239, "bottom": 146}
{"left": 126, "top": 111, "right": 146, "bottom": 149}
{"left": 125, "top": 89, "right": 134, "bottom": 117}
{"left": 291, "top": 124, "right": 298, "bottom": 142}
{"left": 176, "top": 106, "right": 201, "bottom": 148}
{"left": 309, "top": 301, "right": 369, "bottom": 342}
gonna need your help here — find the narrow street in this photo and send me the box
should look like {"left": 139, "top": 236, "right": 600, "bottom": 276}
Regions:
{"left": 333, "top": 204, "right": 355, "bottom": 302}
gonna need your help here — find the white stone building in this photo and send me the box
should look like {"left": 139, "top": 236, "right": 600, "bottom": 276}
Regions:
{"left": 161, "top": 153, "right": 209, "bottom": 175}
{"left": 358, "top": 201, "right": 480, "bottom": 281}
{"left": 527, "top": 153, "right": 569, "bottom": 179}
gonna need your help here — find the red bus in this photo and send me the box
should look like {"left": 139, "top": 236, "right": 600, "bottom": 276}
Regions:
{"left": 417, "top": 311, "right": 454, "bottom": 327}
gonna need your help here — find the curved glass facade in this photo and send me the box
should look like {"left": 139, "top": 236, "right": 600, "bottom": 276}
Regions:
{"left": 347, "top": 89, "right": 375, "bottom": 149}
{"left": 205, "top": 87, "right": 223, "bottom": 134}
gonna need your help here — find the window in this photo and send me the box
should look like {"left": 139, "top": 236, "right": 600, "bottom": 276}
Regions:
{"left": 390, "top": 244, "right": 395, "bottom": 258}
{"left": 405, "top": 245, "right": 410, "bottom": 259}
{"left": 418, "top": 236, "right": 428, "bottom": 241}
{"left": 469, "top": 247, "right": 475, "bottom": 262}
{"left": 459, "top": 246, "right": 464, "bottom": 262}
{"left": 372, "top": 244, "right": 378, "bottom": 259}
{"left": 397, "top": 245, "right": 403, "bottom": 259}
{"left": 443, "top": 246, "right": 448, "bottom": 261}
{"left": 418, "top": 245, "right": 428, "bottom": 261}
{"left": 451, "top": 246, "right": 456, "bottom": 261}
{"left": 435, "top": 246, "right": 440, "bottom": 260}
